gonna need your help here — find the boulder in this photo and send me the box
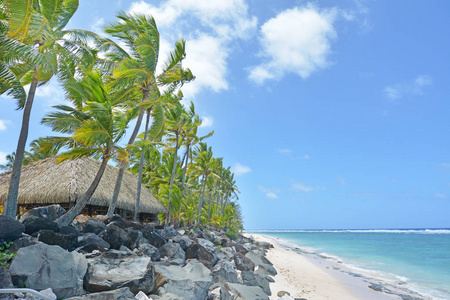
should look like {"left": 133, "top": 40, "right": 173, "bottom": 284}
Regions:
{"left": 160, "top": 226, "right": 178, "bottom": 240}
{"left": 170, "top": 235, "right": 193, "bottom": 251}
{"left": 138, "top": 239, "right": 161, "bottom": 261}
{"left": 212, "top": 259, "right": 238, "bottom": 283}
{"left": 154, "top": 259, "right": 213, "bottom": 300}
{"left": 159, "top": 243, "right": 185, "bottom": 264}
{"left": 126, "top": 228, "right": 143, "bottom": 249}
{"left": 142, "top": 225, "right": 166, "bottom": 248}
{"left": 0, "top": 216, "right": 25, "bottom": 243}
{"left": 19, "top": 205, "right": 66, "bottom": 222}
{"left": 37, "top": 229, "right": 77, "bottom": 251}
{"left": 241, "top": 271, "right": 271, "bottom": 295}
{"left": 106, "top": 215, "right": 126, "bottom": 227}
{"left": 185, "top": 243, "right": 218, "bottom": 269}
{"left": 150, "top": 294, "right": 184, "bottom": 300}
{"left": 9, "top": 235, "right": 38, "bottom": 253}
{"left": 234, "top": 253, "right": 255, "bottom": 271}
{"left": 100, "top": 224, "right": 131, "bottom": 250}
{"left": 77, "top": 233, "right": 110, "bottom": 252}
{"left": 220, "top": 282, "right": 269, "bottom": 300}
{"left": 59, "top": 225, "right": 81, "bottom": 236}
{"left": 84, "top": 251, "right": 154, "bottom": 294}
{"left": 125, "top": 221, "right": 144, "bottom": 231}
{"left": 9, "top": 243, "right": 87, "bottom": 299}
{"left": 65, "top": 287, "right": 135, "bottom": 300}
{"left": 77, "top": 219, "right": 106, "bottom": 235}
{"left": 225, "top": 242, "right": 248, "bottom": 254}
{"left": 21, "top": 217, "right": 59, "bottom": 235}
{"left": 0, "top": 267, "right": 13, "bottom": 300}
{"left": 245, "top": 251, "right": 276, "bottom": 276}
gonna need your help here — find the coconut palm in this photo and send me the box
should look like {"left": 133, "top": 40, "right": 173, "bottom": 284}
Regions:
{"left": 2, "top": 0, "right": 98, "bottom": 218}
{"left": 102, "top": 11, "right": 194, "bottom": 217}
{"left": 42, "top": 70, "right": 132, "bottom": 225}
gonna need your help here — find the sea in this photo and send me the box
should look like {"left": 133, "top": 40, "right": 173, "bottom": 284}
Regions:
{"left": 248, "top": 229, "right": 450, "bottom": 300}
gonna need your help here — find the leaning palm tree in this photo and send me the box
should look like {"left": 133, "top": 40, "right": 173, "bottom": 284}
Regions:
{"left": 42, "top": 70, "right": 132, "bottom": 226}
{"left": 2, "top": 0, "right": 98, "bottom": 218}
{"left": 101, "top": 11, "right": 194, "bottom": 217}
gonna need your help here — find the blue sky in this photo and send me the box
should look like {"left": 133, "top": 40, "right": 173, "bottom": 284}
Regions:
{"left": 1, "top": 0, "right": 450, "bottom": 230}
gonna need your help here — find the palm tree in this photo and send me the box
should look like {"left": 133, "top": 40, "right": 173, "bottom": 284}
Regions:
{"left": 2, "top": 0, "right": 98, "bottom": 218}
{"left": 164, "top": 101, "right": 191, "bottom": 225}
{"left": 42, "top": 70, "right": 132, "bottom": 226}
{"left": 102, "top": 11, "right": 194, "bottom": 218}
{"left": 0, "top": 152, "right": 15, "bottom": 172}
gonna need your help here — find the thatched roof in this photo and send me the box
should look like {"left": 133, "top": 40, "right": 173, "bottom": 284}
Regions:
{"left": 0, "top": 157, "right": 166, "bottom": 214}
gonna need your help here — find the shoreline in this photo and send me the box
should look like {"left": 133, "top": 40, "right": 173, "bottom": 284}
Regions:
{"left": 246, "top": 233, "right": 425, "bottom": 300}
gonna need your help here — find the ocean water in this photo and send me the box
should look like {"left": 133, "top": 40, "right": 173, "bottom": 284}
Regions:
{"left": 249, "top": 229, "right": 450, "bottom": 299}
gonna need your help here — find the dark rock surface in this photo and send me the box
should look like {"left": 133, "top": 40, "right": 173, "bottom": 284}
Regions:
{"left": 21, "top": 217, "right": 59, "bottom": 235}
{"left": 65, "top": 287, "right": 135, "bottom": 300}
{"left": 0, "top": 216, "right": 25, "bottom": 242}
{"left": 84, "top": 251, "right": 154, "bottom": 294}
{"left": 9, "top": 243, "right": 87, "bottom": 298}
{"left": 100, "top": 224, "right": 131, "bottom": 250}
{"left": 19, "top": 205, "right": 66, "bottom": 222}
{"left": 221, "top": 282, "right": 269, "bottom": 300}
{"left": 234, "top": 253, "right": 255, "bottom": 271}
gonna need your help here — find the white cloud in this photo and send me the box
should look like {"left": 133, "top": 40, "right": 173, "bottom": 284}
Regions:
{"left": 90, "top": 17, "right": 104, "bottom": 34}
{"left": 181, "top": 35, "right": 228, "bottom": 99}
{"left": 303, "top": 154, "right": 311, "bottom": 160}
{"left": 0, "top": 151, "right": 7, "bottom": 164}
{"left": 232, "top": 162, "right": 251, "bottom": 176}
{"left": 35, "top": 80, "right": 65, "bottom": 107}
{"left": 258, "top": 185, "right": 280, "bottom": 199}
{"left": 291, "top": 182, "right": 324, "bottom": 192}
{"left": 278, "top": 148, "right": 293, "bottom": 155}
{"left": 435, "top": 193, "right": 447, "bottom": 199}
{"left": 384, "top": 75, "right": 432, "bottom": 101}
{"left": 199, "top": 116, "right": 214, "bottom": 127}
{"left": 128, "top": 0, "right": 257, "bottom": 98}
{"left": 0, "top": 120, "right": 10, "bottom": 131}
{"left": 249, "top": 5, "right": 338, "bottom": 84}
{"left": 266, "top": 192, "right": 278, "bottom": 199}
{"left": 439, "top": 163, "right": 450, "bottom": 168}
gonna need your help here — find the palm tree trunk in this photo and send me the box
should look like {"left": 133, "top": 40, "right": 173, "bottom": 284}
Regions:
{"left": 181, "top": 145, "right": 190, "bottom": 191}
{"left": 166, "top": 131, "right": 179, "bottom": 226}
{"left": 56, "top": 155, "right": 110, "bottom": 226}
{"left": 134, "top": 108, "right": 151, "bottom": 222}
{"left": 4, "top": 68, "right": 38, "bottom": 218}
{"left": 197, "top": 175, "right": 207, "bottom": 224}
{"left": 207, "top": 191, "right": 212, "bottom": 223}
{"left": 221, "top": 197, "right": 228, "bottom": 215}
{"left": 107, "top": 105, "right": 146, "bottom": 217}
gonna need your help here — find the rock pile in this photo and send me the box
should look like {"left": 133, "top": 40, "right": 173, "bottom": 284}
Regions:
{"left": 0, "top": 205, "right": 293, "bottom": 300}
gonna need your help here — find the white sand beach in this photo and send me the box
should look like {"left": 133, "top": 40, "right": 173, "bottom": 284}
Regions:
{"left": 246, "top": 234, "right": 400, "bottom": 300}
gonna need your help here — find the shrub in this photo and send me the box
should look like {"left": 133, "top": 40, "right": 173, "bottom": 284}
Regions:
{"left": 225, "top": 231, "right": 238, "bottom": 241}
{"left": 0, "top": 241, "right": 17, "bottom": 267}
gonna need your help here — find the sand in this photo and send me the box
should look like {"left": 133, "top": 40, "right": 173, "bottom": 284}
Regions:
{"left": 246, "top": 233, "right": 400, "bottom": 300}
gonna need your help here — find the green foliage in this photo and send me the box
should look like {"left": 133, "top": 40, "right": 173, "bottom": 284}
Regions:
{"left": 225, "top": 231, "right": 238, "bottom": 241}
{"left": 0, "top": 241, "right": 16, "bottom": 267}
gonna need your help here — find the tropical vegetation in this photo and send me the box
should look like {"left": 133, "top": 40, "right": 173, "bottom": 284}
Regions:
{"left": 0, "top": 0, "right": 243, "bottom": 231}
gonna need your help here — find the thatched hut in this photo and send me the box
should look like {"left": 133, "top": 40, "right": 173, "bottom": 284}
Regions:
{"left": 0, "top": 157, "right": 166, "bottom": 222}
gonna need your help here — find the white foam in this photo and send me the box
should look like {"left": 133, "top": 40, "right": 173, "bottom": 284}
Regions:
{"left": 248, "top": 229, "right": 450, "bottom": 234}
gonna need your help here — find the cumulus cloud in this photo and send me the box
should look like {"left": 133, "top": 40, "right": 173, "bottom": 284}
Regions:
{"left": 384, "top": 75, "right": 432, "bottom": 101}
{"left": 258, "top": 185, "right": 280, "bottom": 200}
{"left": 199, "top": 116, "right": 214, "bottom": 127}
{"left": 249, "top": 5, "right": 338, "bottom": 84}
{"left": 128, "top": 0, "right": 257, "bottom": 98}
{"left": 0, "top": 151, "right": 7, "bottom": 164}
{"left": 0, "top": 120, "right": 9, "bottom": 131}
{"left": 90, "top": 17, "right": 104, "bottom": 34}
{"left": 35, "top": 80, "right": 65, "bottom": 107}
{"left": 291, "top": 182, "right": 325, "bottom": 192}
{"left": 232, "top": 162, "right": 251, "bottom": 176}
